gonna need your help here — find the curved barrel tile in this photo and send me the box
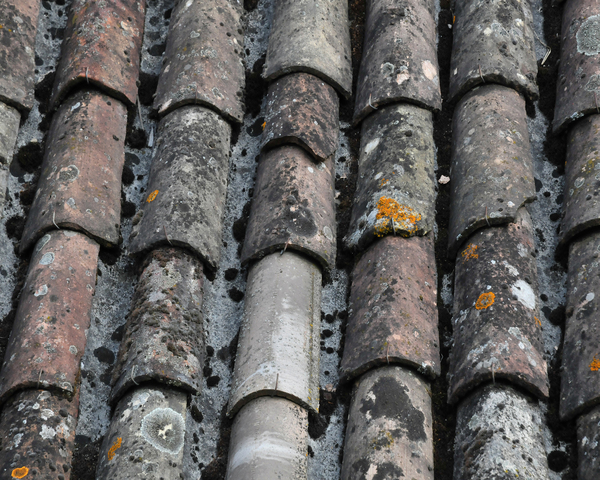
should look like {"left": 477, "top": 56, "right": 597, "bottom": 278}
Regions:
{"left": 20, "top": 91, "right": 127, "bottom": 254}
{"left": 353, "top": 0, "right": 441, "bottom": 125}
{"left": 345, "top": 104, "right": 436, "bottom": 251}
{"left": 449, "top": 0, "right": 538, "bottom": 104}
{"left": 448, "top": 84, "right": 535, "bottom": 258}
{"left": 51, "top": 0, "right": 145, "bottom": 110}
{"left": 560, "top": 230, "right": 600, "bottom": 420}
{"left": 227, "top": 397, "right": 308, "bottom": 480}
{"left": 110, "top": 248, "right": 204, "bottom": 405}
{"left": 154, "top": 0, "right": 245, "bottom": 123}
{"left": 264, "top": 0, "right": 352, "bottom": 99}
{"left": 340, "top": 235, "right": 439, "bottom": 384}
{"left": 0, "top": 231, "right": 99, "bottom": 405}
{"left": 261, "top": 73, "right": 339, "bottom": 162}
{"left": 228, "top": 252, "right": 321, "bottom": 417}
{"left": 129, "top": 106, "right": 231, "bottom": 271}
{"left": 448, "top": 208, "right": 548, "bottom": 405}
{"left": 577, "top": 405, "right": 600, "bottom": 480}
{"left": 553, "top": 0, "right": 600, "bottom": 133}
{"left": 97, "top": 386, "right": 187, "bottom": 479}
{"left": 241, "top": 146, "right": 336, "bottom": 270}
{"left": 340, "top": 366, "right": 434, "bottom": 480}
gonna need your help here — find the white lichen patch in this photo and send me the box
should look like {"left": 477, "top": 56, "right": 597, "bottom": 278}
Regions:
{"left": 141, "top": 407, "right": 185, "bottom": 455}
{"left": 511, "top": 279, "right": 536, "bottom": 310}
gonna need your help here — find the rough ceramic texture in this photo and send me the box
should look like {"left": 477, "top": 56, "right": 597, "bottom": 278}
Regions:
{"left": 560, "top": 230, "right": 600, "bottom": 420}
{"left": 111, "top": 248, "right": 204, "bottom": 405}
{"left": 553, "top": 0, "right": 600, "bottom": 133}
{"left": 241, "top": 146, "right": 336, "bottom": 270}
{"left": 449, "top": 208, "right": 548, "bottom": 404}
{"left": 261, "top": 73, "right": 340, "bottom": 162}
{"left": 341, "top": 366, "right": 434, "bottom": 480}
{"left": 96, "top": 386, "right": 187, "bottom": 479}
{"left": 340, "top": 235, "right": 439, "bottom": 383}
{"left": 129, "top": 106, "right": 231, "bottom": 271}
{"left": 0, "top": 390, "right": 79, "bottom": 480}
{"left": 353, "top": 0, "right": 441, "bottom": 125}
{"left": 346, "top": 104, "right": 436, "bottom": 250}
{"left": 448, "top": 84, "right": 535, "bottom": 257}
{"left": 51, "top": 0, "right": 145, "bottom": 109}
{"left": 154, "top": 0, "right": 245, "bottom": 123}
{"left": 577, "top": 405, "right": 600, "bottom": 480}
{"left": 228, "top": 252, "right": 321, "bottom": 416}
{"left": 227, "top": 397, "right": 308, "bottom": 480}
{"left": 0, "top": 102, "right": 20, "bottom": 165}
{"left": 264, "top": 0, "right": 352, "bottom": 98}
{"left": 0, "top": 0, "right": 39, "bottom": 112}
{"left": 454, "top": 384, "right": 550, "bottom": 480}
{"left": 0, "top": 231, "right": 99, "bottom": 405}
{"left": 20, "top": 90, "right": 127, "bottom": 253}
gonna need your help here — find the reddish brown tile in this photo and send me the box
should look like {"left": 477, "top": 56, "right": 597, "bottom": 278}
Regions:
{"left": 0, "top": 231, "right": 99, "bottom": 405}
{"left": 20, "top": 90, "right": 127, "bottom": 254}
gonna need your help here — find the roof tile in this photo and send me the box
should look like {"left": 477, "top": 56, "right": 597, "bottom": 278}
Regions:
{"left": 0, "top": 102, "right": 21, "bottom": 165}
{"left": 577, "top": 405, "right": 600, "bottom": 480}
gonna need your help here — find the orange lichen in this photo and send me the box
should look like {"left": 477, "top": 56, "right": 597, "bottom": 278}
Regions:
{"left": 475, "top": 292, "right": 495, "bottom": 310}
{"left": 107, "top": 437, "right": 123, "bottom": 461}
{"left": 535, "top": 316, "right": 542, "bottom": 327}
{"left": 261, "top": 121, "right": 266, "bottom": 130}
{"left": 379, "top": 178, "right": 389, "bottom": 187}
{"left": 591, "top": 356, "right": 600, "bottom": 372}
{"left": 461, "top": 244, "right": 479, "bottom": 261}
{"left": 146, "top": 190, "right": 159, "bottom": 203}
{"left": 374, "top": 197, "right": 421, "bottom": 237}
{"left": 12, "top": 467, "right": 29, "bottom": 479}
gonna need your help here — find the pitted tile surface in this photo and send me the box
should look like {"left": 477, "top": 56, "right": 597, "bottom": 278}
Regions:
{"left": 448, "top": 84, "right": 535, "bottom": 258}
{"left": 353, "top": 0, "right": 440, "bottom": 125}
{"left": 577, "top": 405, "right": 600, "bottom": 480}
{"left": 340, "top": 235, "right": 439, "bottom": 383}
{"left": 261, "top": 73, "right": 339, "bottom": 161}
{"left": 20, "top": 90, "right": 127, "bottom": 253}
{"left": 0, "top": 231, "right": 99, "bottom": 405}
{"left": 346, "top": 104, "right": 436, "bottom": 251}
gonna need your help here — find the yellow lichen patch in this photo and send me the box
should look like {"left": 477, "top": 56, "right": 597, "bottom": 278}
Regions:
{"left": 261, "top": 121, "right": 266, "bottom": 130}
{"left": 146, "top": 190, "right": 159, "bottom": 203}
{"left": 461, "top": 244, "right": 478, "bottom": 261}
{"left": 535, "top": 316, "right": 542, "bottom": 327}
{"left": 475, "top": 292, "right": 495, "bottom": 310}
{"left": 11, "top": 467, "right": 29, "bottom": 479}
{"left": 590, "top": 356, "right": 600, "bottom": 372}
{"left": 374, "top": 197, "right": 421, "bottom": 237}
{"left": 107, "top": 437, "right": 123, "bottom": 461}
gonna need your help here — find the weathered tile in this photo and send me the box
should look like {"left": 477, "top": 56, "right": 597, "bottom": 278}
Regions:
{"left": 448, "top": 208, "right": 548, "bottom": 405}
{"left": 264, "top": 0, "right": 352, "bottom": 99}
{"left": 0, "top": 231, "right": 99, "bottom": 404}
{"left": 0, "top": 389, "right": 79, "bottom": 480}
{"left": 448, "top": 84, "right": 535, "bottom": 258}
{"left": 228, "top": 252, "right": 321, "bottom": 417}
{"left": 227, "top": 397, "right": 308, "bottom": 480}
{"left": 577, "top": 405, "right": 600, "bottom": 480}
{"left": 0, "top": 165, "right": 7, "bottom": 217}
{"left": 340, "top": 235, "right": 439, "bottom": 384}
{"left": 51, "top": 0, "right": 145, "bottom": 109}
{"left": 129, "top": 106, "right": 231, "bottom": 271}
{"left": 0, "top": 0, "right": 39, "bottom": 112}
{"left": 560, "top": 230, "right": 600, "bottom": 420}
{"left": 241, "top": 146, "right": 336, "bottom": 270}
{"left": 96, "top": 386, "right": 187, "bottom": 479}
{"left": 353, "top": 0, "right": 441, "bottom": 125}
{"left": 261, "top": 73, "right": 339, "bottom": 162}
{"left": 20, "top": 90, "right": 127, "bottom": 254}
{"left": 0, "top": 102, "right": 20, "bottom": 165}
{"left": 111, "top": 248, "right": 204, "bottom": 405}
{"left": 553, "top": 0, "right": 600, "bottom": 133}
{"left": 345, "top": 104, "right": 436, "bottom": 251}
{"left": 559, "top": 114, "right": 600, "bottom": 249}
{"left": 154, "top": 0, "right": 245, "bottom": 123}
{"left": 341, "top": 366, "right": 433, "bottom": 480}
{"left": 454, "top": 384, "right": 549, "bottom": 480}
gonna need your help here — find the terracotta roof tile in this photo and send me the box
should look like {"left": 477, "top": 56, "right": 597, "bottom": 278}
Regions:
{"left": 577, "top": 405, "right": 600, "bottom": 480}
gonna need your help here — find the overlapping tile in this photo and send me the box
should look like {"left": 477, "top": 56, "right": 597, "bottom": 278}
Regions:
{"left": 263, "top": 0, "right": 352, "bottom": 99}
{"left": 353, "top": 0, "right": 441, "bottom": 125}
{"left": 345, "top": 104, "right": 436, "bottom": 251}
{"left": 20, "top": 90, "right": 127, "bottom": 253}
{"left": 340, "top": 366, "right": 434, "bottom": 480}
{"left": 241, "top": 146, "right": 336, "bottom": 270}
{"left": 577, "top": 405, "right": 600, "bottom": 480}
{"left": 553, "top": 0, "right": 600, "bottom": 133}
{"left": 97, "top": 386, "right": 187, "bottom": 479}
{"left": 340, "top": 235, "right": 439, "bottom": 383}
{"left": 448, "top": 208, "right": 548, "bottom": 405}
{"left": 0, "top": 231, "right": 99, "bottom": 404}
{"left": 228, "top": 251, "right": 321, "bottom": 417}
{"left": 129, "top": 106, "right": 231, "bottom": 271}
{"left": 449, "top": 0, "right": 538, "bottom": 104}
{"left": 448, "top": 84, "right": 535, "bottom": 257}
{"left": 51, "top": 0, "right": 145, "bottom": 109}
{"left": 154, "top": 0, "right": 245, "bottom": 123}
{"left": 261, "top": 73, "right": 339, "bottom": 162}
